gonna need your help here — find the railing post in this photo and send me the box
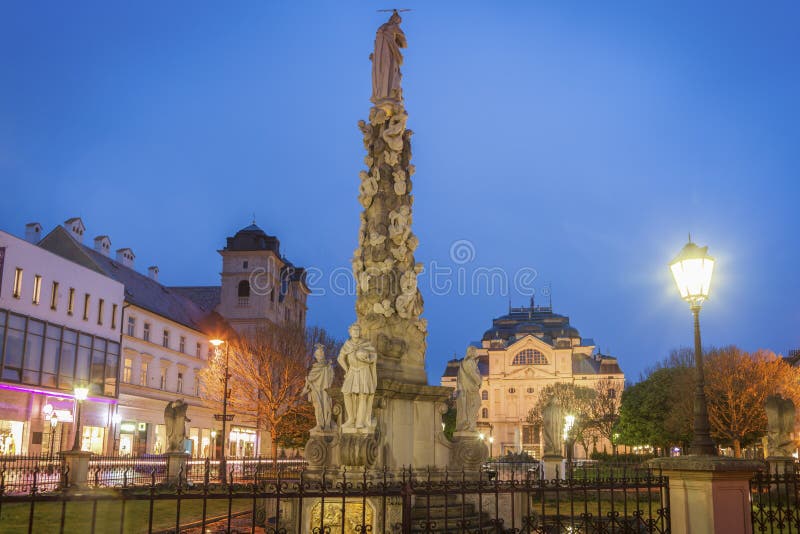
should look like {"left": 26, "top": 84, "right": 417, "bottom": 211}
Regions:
{"left": 649, "top": 456, "right": 763, "bottom": 534}
{"left": 401, "top": 468, "right": 412, "bottom": 534}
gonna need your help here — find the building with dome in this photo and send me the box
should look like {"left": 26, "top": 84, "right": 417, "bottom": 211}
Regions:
{"left": 441, "top": 301, "right": 624, "bottom": 459}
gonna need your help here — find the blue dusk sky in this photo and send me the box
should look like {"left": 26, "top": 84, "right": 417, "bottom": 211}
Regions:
{"left": 1, "top": 1, "right": 798, "bottom": 382}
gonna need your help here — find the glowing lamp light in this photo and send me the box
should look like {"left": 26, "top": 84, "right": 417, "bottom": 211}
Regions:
{"left": 73, "top": 386, "right": 89, "bottom": 402}
{"left": 478, "top": 433, "right": 485, "bottom": 441}
{"left": 488, "top": 436, "right": 494, "bottom": 444}
{"left": 50, "top": 413, "right": 58, "bottom": 428}
{"left": 112, "top": 413, "right": 122, "bottom": 425}
{"left": 563, "top": 415, "right": 576, "bottom": 441}
{"left": 211, "top": 430, "right": 217, "bottom": 439}
{"left": 669, "top": 237, "right": 714, "bottom": 307}
{"left": 42, "top": 404, "right": 54, "bottom": 416}
{"left": 209, "top": 339, "right": 225, "bottom": 347}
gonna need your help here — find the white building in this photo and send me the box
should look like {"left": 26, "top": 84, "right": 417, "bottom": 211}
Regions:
{"left": 0, "top": 224, "right": 125, "bottom": 455}
{"left": 441, "top": 302, "right": 624, "bottom": 459}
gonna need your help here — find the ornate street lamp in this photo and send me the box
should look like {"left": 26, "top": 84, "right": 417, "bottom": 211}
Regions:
{"left": 210, "top": 338, "right": 230, "bottom": 483}
{"left": 669, "top": 236, "right": 716, "bottom": 456}
{"left": 72, "top": 386, "right": 89, "bottom": 452}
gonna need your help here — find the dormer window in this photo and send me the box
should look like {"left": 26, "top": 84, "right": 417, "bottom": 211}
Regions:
{"left": 512, "top": 349, "right": 548, "bottom": 365}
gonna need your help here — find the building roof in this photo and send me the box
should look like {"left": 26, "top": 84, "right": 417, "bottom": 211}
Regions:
{"left": 442, "top": 354, "right": 490, "bottom": 378}
{"left": 225, "top": 223, "right": 281, "bottom": 253}
{"left": 482, "top": 304, "right": 582, "bottom": 347}
{"left": 169, "top": 286, "right": 222, "bottom": 312}
{"left": 39, "top": 226, "right": 216, "bottom": 334}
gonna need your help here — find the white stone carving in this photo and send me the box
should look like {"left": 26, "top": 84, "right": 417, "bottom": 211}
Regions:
{"left": 455, "top": 347, "right": 481, "bottom": 433}
{"left": 303, "top": 344, "right": 334, "bottom": 432}
{"left": 338, "top": 324, "right": 378, "bottom": 431}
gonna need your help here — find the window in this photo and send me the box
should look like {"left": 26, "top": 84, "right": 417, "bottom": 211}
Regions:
{"left": 242, "top": 260, "right": 248, "bottom": 269}
{"left": 127, "top": 317, "right": 136, "bottom": 336}
{"left": 196, "top": 342, "right": 201, "bottom": 358}
{"left": 179, "top": 336, "right": 185, "bottom": 353}
{"left": 526, "top": 387, "right": 535, "bottom": 394}
{"left": 238, "top": 280, "right": 250, "bottom": 297}
{"left": 50, "top": 281, "right": 59, "bottom": 310}
{"left": 12, "top": 268, "right": 24, "bottom": 298}
{"left": 111, "top": 304, "right": 117, "bottom": 329}
{"left": 67, "top": 288, "right": 75, "bottom": 315}
{"left": 194, "top": 375, "right": 200, "bottom": 396}
{"left": 123, "top": 358, "right": 132, "bottom": 383}
{"left": 143, "top": 323, "right": 151, "bottom": 342}
{"left": 177, "top": 372, "right": 183, "bottom": 393}
{"left": 162, "top": 329, "right": 169, "bottom": 348}
{"left": 82, "top": 294, "right": 90, "bottom": 321}
{"left": 140, "top": 361, "right": 149, "bottom": 386}
{"left": 97, "top": 298, "right": 104, "bottom": 325}
{"left": 160, "top": 367, "right": 167, "bottom": 390}
{"left": 481, "top": 408, "right": 489, "bottom": 419}
{"left": 32, "top": 275, "right": 42, "bottom": 304}
{"left": 608, "top": 388, "right": 617, "bottom": 399}
{"left": 508, "top": 387, "right": 516, "bottom": 394}
{"left": 512, "top": 349, "right": 548, "bottom": 366}
{"left": 481, "top": 390, "right": 488, "bottom": 401}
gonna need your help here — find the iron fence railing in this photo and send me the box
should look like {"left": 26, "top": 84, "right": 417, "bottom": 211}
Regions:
{"left": 0, "top": 463, "right": 670, "bottom": 533}
{"left": 0, "top": 455, "right": 64, "bottom": 494}
{"left": 751, "top": 468, "right": 800, "bottom": 533}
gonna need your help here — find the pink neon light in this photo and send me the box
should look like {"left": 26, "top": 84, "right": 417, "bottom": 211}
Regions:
{"left": 0, "top": 382, "right": 118, "bottom": 404}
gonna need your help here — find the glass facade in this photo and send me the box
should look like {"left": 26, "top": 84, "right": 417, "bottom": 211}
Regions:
{"left": 0, "top": 308, "right": 120, "bottom": 398}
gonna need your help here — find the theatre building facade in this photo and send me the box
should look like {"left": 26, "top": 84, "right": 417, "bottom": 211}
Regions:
{"left": 441, "top": 302, "right": 625, "bottom": 459}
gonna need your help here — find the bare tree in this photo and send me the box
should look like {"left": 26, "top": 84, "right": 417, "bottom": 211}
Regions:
{"left": 200, "top": 322, "right": 340, "bottom": 461}
{"left": 588, "top": 377, "right": 624, "bottom": 454}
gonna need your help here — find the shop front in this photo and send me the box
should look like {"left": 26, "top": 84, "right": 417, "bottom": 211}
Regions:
{"left": 229, "top": 427, "right": 257, "bottom": 458}
{"left": 117, "top": 421, "right": 147, "bottom": 456}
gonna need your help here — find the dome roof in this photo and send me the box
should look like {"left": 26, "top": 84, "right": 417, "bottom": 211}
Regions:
{"left": 225, "top": 223, "right": 280, "bottom": 253}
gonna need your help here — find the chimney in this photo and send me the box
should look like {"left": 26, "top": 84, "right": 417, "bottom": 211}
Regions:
{"left": 115, "top": 248, "right": 135, "bottom": 268}
{"left": 63, "top": 217, "right": 86, "bottom": 243}
{"left": 148, "top": 266, "right": 159, "bottom": 281}
{"left": 24, "top": 222, "right": 42, "bottom": 243}
{"left": 93, "top": 235, "right": 112, "bottom": 257}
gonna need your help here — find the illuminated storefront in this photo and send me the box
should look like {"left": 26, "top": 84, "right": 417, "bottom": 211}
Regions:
{"left": 229, "top": 427, "right": 257, "bottom": 458}
{"left": 0, "top": 420, "right": 25, "bottom": 455}
{"left": 81, "top": 426, "right": 106, "bottom": 454}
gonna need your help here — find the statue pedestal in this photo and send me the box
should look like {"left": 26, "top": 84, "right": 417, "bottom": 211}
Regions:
{"left": 61, "top": 450, "right": 92, "bottom": 488}
{"left": 542, "top": 454, "right": 564, "bottom": 481}
{"left": 766, "top": 456, "right": 795, "bottom": 474}
{"left": 449, "top": 431, "right": 489, "bottom": 475}
{"left": 166, "top": 452, "right": 189, "bottom": 484}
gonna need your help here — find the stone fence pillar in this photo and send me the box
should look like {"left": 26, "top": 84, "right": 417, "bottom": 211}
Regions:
{"left": 649, "top": 456, "right": 764, "bottom": 534}
{"left": 166, "top": 452, "right": 190, "bottom": 484}
{"left": 61, "top": 450, "right": 92, "bottom": 488}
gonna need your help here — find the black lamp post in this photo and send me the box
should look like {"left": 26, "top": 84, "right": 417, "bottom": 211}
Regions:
{"left": 71, "top": 386, "right": 89, "bottom": 452}
{"left": 210, "top": 339, "right": 231, "bottom": 483}
{"left": 669, "top": 237, "right": 717, "bottom": 456}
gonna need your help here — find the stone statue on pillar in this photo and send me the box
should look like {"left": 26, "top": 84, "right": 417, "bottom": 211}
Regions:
{"left": 542, "top": 396, "right": 564, "bottom": 457}
{"left": 371, "top": 10, "right": 407, "bottom": 104}
{"left": 455, "top": 347, "right": 481, "bottom": 432}
{"left": 338, "top": 324, "right": 378, "bottom": 431}
{"left": 164, "top": 399, "right": 190, "bottom": 453}
{"left": 766, "top": 394, "right": 797, "bottom": 458}
{"left": 304, "top": 344, "right": 335, "bottom": 432}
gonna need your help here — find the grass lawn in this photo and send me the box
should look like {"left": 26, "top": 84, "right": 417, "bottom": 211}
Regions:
{"left": 0, "top": 497, "right": 253, "bottom": 534}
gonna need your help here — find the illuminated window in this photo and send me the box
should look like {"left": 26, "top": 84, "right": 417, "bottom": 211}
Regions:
{"left": 32, "top": 275, "right": 42, "bottom": 304}
{"left": 13, "top": 268, "right": 23, "bottom": 298}
{"left": 123, "top": 358, "right": 132, "bottom": 383}
{"left": 512, "top": 349, "right": 548, "bottom": 365}
{"left": 140, "top": 361, "right": 149, "bottom": 386}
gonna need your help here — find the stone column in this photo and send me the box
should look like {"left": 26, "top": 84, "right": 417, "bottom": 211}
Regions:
{"left": 649, "top": 456, "right": 763, "bottom": 534}
{"left": 541, "top": 454, "right": 564, "bottom": 481}
{"left": 166, "top": 451, "right": 189, "bottom": 484}
{"left": 61, "top": 450, "right": 92, "bottom": 488}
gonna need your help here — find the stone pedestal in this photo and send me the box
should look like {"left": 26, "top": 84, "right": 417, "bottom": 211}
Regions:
{"left": 649, "top": 456, "right": 764, "bottom": 534}
{"left": 765, "top": 456, "right": 795, "bottom": 474}
{"left": 542, "top": 454, "right": 564, "bottom": 481}
{"left": 61, "top": 450, "right": 92, "bottom": 488}
{"left": 449, "top": 431, "right": 489, "bottom": 473}
{"left": 166, "top": 452, "right": 189, "bottom": 484}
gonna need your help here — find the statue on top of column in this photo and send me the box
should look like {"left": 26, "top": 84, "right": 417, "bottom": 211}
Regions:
{"left": 371, "top": 10, "right": 407, "bottom": 104}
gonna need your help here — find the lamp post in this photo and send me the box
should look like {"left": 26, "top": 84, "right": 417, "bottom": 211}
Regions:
{"left": 71, "top": 386, "right": 89, "bottom": 452}
{"left": 563, "top": 414, "right": 575, "bottom": 463}
{"left": 210, "top": 339, "right": 230, "bottom": 483}
{"left": 49, "top": 413, "right": 58, "bottom": 457}
{"left": 669, "top": 237, "right": 717, "bottom": 456}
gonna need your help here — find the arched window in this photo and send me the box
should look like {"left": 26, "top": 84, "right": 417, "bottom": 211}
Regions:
{"left": 237, "top": 280, "right": 251, "bottom": 298}
{"left": 512, "top": 349, "right": 548, "bottom": 365}
{"left": 481, "top": 408, "right": 489, "bottom": 419}
{"left": 481, "top": 390, "right": 488, "bottom": 401}
{"left": 508, "top": 387, "right": 516, "bottom": 394}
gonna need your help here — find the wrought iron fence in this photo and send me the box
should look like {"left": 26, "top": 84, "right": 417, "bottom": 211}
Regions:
{"left": 0, "top": 463, "right": 670, "bottom": 533}
{"left": 0, "top": 455, "right": 64, "bottom": 494}
{"left": 751, "top": 468, "right": 800, "bottom": 533}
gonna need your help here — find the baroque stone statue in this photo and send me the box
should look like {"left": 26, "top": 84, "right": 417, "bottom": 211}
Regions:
{"left": 542, "top": 396, "right": 564, "bottom": 456}
{"left": 766, "top": 394, "right": 797, "bottom": 457}
{"left": 455, "top": 347, "right": 482, "bottom": 432}
{"left": 371, "top": 11, "right": 406, "bottom": 104}
{"left": 164, "top": 399, "right": 190, "bottom": 453}
{"left": 338, "top": 324, "right": 378, "bottom": 431}
{"left": 303, "top": 344, "right": 335, "bottom": 432}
